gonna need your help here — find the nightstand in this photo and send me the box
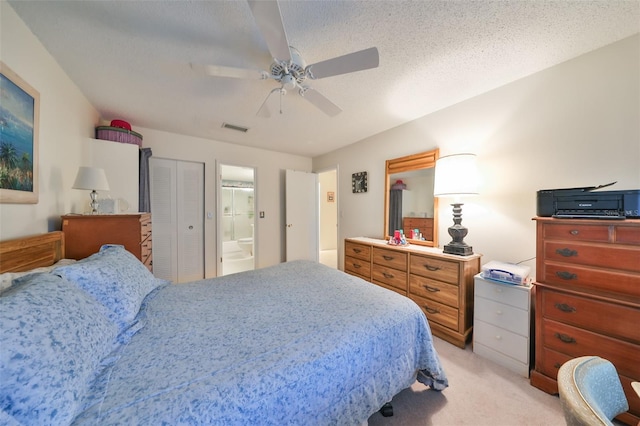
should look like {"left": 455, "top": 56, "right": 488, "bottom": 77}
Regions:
{"left": 473, "top": 274, "right": 532, "bottom": 377}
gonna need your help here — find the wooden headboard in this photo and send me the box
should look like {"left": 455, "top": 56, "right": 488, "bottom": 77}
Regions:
{"left": 0, "top": 231, "right": 65, "bottom": 273}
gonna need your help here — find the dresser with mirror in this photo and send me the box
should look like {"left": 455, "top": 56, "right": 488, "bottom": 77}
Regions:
{"left": 345, "top": 148, "right": 481, "bottom": 348}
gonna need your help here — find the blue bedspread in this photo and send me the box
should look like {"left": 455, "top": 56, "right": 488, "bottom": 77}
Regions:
{"left": 73, "top": 260, "right": 448, "bottom": 425}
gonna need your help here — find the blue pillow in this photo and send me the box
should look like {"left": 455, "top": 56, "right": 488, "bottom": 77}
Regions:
{"left": 0, "top": 273, "right": 118, "bottom": 425}
{"left": 53, "top": 244, "right": 165, "bottom": 332}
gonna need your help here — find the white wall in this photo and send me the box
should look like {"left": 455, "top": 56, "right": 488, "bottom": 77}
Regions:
{"left": 319, "top": 169, "right": 337, "bottom": 250}
{"left": 139, "top": 127, "right": 311, "bottom": 277}
{"left": 313, "top": 34, "right": 640, "bottom": 277}
{"left": 0, "top": 3, "right": 100, "bottom": 240}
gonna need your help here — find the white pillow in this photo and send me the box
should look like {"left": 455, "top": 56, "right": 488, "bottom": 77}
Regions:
{"left": 0, "top": 259, "right": 76, "bottom": 294}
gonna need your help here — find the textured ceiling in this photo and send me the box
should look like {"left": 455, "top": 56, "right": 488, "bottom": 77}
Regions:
{"left": 9, "top": 0, "right": 640, "bottom": 157}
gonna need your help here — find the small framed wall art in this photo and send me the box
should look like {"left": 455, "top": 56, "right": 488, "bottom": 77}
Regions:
{"left": 352, "top": 171, "right": 367, "bottom": 193}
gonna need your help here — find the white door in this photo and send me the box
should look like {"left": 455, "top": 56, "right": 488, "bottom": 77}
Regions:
{"left": 150, "top": 158, "right": 178, "bottom": 281}
{"left": 285, "top": 169, "right": 319, "bottom": 262}
{"left": 176, "top": 161, "right": 204, "bottom": 282}
{"left": 150, "top": 158, "right": 204, "bottom": 283}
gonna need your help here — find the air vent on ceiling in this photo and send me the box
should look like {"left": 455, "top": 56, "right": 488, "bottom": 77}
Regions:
{"left": 222, "top": 122, "right": 249, "bottom": 133}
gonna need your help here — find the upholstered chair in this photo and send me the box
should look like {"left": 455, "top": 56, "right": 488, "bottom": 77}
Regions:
{"left": 558, "top": 356, "right": 629, "bottom": 426}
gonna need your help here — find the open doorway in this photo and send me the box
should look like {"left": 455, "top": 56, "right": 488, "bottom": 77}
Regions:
{"left": 318, "top": 168, "right": 338, "bottom": 269}
{"left": 219, "top": 164, "right": 256, "bottom": 276}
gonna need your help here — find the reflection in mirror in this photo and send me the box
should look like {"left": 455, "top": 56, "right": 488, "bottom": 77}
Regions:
{"left": 384, "top": 149, "right": 439, "bottom": 247}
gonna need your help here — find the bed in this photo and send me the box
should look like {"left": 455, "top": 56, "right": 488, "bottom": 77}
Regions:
{"left": 0, "top": 232, "right": 448, "bottom": 425}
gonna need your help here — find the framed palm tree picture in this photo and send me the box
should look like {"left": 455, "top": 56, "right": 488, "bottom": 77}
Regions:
{"left": 0, "top": 61, "right": 39, "bottom": 204}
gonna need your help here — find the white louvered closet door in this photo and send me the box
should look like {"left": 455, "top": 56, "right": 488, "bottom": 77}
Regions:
{"left": 150, "top": 158, "right": 204, "bottom": 283}
{"left": 176, "top": 161, "right": 204, "bottom": 283}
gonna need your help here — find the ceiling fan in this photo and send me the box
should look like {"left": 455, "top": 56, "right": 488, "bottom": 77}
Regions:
{"left": 191, "top": 0, "right": 379, "bottom": 118}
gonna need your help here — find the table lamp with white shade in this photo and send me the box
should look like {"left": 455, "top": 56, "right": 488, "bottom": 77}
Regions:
{"left": 72, "top": 166, "right": 110, "bottom": 214}
{"left": 433, "top": 153, "right": 479, "bottom": 256}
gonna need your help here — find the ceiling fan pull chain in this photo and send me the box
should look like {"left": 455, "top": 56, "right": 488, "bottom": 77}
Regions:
{"left": 279, "top": 88, "right": 284, "bottom": 114}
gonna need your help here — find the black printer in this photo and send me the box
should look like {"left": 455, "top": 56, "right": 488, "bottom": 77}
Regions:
{"left": 537, "top": 182, "right": 640, "bottom": 219}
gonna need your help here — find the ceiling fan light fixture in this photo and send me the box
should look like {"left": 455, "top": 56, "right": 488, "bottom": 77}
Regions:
{"left": 282, "top": 74, "right": 296, "bottom": 90}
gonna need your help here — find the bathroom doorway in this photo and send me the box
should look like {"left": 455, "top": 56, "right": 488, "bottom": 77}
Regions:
{"left": 219, "top": 164, "right": 256, "bottom": 276}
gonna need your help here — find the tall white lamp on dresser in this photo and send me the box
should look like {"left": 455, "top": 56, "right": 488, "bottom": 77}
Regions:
{"left": 473, "top": 274, "right": 532, "bottom": 377}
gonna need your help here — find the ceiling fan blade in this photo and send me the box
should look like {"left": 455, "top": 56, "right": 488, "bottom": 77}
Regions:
{"left": 299, "top": 87, "right": 342, "bottom": 117}
{"left": 247, "top": 0, "right": 291, "bottom": 62}
{"left": 190, "top": 63, "right": 267, "bottom": 80}
{"left": 306, "top": 47, "right": 379, "bottom": 80}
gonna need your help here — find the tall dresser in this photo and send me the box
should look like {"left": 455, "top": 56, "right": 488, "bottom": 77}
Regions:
{"left": 345, "top": 237, "right": 481, "bottom": 348}
{"left": 530, "top": 217, "right": 639, "bottom": 425}
{"left": 61, "top": 213, "right": 153, "bottom": 272}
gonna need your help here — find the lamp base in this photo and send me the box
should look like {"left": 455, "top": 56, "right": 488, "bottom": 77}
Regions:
{"left": 443, "top": 241, "right": 474, "bottom": 256}
{"left": 89, "top": 190, "right": 100, "bottom": 215}
{"left": 443, "top": 203, "right": 474, "bottom": 256}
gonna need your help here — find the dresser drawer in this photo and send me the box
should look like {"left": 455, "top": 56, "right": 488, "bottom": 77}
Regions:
{"left": 345, "top": 255, "right": 371, "bottom": 280}
{"left": 541, "top": 261, "right": 640, "bottom": 298}
{"left": 345, "top": 241, "right": 371, "bottom": 262}
{"left": 373, "top": 247, "right": 407, "bottom": 271}
{"left": 141, "top": 235, "right": 152, "bottom": 260}
{"left": 475, "top": 278, "right": 530, "bottom": 310}
{"left": 542, "top": 223, "right": 611, "bottom": 243}
{"left": 537, "top": 346, "right": 640, "bottom": 416}
{"left": 141, "top": 218, "right": 152, "bottom": 241}
{"left": 543, "top": 241, "right": 640, "bottom": 273}
{"left": 540, "top": 288, "right": 640, "bottom": 343}
{"left": 474, "top": 320, "right": 529, "bottom": 363}
{"left": 617, "top": 224, "right": 640, "bottom": 245}
{"left": 537, "top": 346, "right": 572, "bottom": 379}
{"left": 409, "top": 274, "right": 458, "bottom": 307}
{"left": 475, "top": 297, "right": 529, "bottom": 336}
{"left": 411, "top": 294, "right": 458, "bottom": 330}
{"left": 409, "top": 254, "right": 458, "bottom": 284}
{"left": 372, "top": 264, "right": 406, "bottom": 292}
{"left": 542, "top": 221, "right": 640, "bottom": 245}
{"left": 540, "top": 318, "right": 639, "bottom": 378}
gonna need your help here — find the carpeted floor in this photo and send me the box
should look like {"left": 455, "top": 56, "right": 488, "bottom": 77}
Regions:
{"left": 368, "top": 336, "right": 565, "bottom": 426}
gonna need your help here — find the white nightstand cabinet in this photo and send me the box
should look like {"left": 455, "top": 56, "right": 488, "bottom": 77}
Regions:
{"left": 473, "top": 275, "right": 532, "bottom": 377}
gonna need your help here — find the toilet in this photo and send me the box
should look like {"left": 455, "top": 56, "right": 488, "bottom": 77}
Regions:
{"left": 237, "top": 238, "right": 253, "bottom": 256}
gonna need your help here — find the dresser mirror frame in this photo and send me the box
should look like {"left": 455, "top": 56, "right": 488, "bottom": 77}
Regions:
{"left": 383, "top": 148, "right": 439, "bottom": 247}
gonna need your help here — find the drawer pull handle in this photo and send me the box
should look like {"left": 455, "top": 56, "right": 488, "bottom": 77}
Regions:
{"left": 554, "top": 362, "right": 562, "bottom": 369}
{"left": 554, "top": 303, "right": 576, "bottom": 313}
{"left": 423, "top": 305, "right": 440, "bottom": 314}
{"left": 352, "top": 264, "right": 361, "bottom": 269}
{"left": 383, "top": 255, "right": 394, "bottom": 261}
{"left": 556, "top": 248, "right": 578, "bottom": 257}
{"left": 570, "top": 230, "right": 579, "bottom": 235}
{"left": 353, "top": 248, "right": 362, "bottom": 254}
{"left": 383, "top": 272, "right": 394, "bottom": 279}
{"left": 554, "top": 333, "right": 576, "bottom": 344}
{"left": 423, "top": 285, "right": 440, "bottom": 293}
{"left": 556, "top": 271, "right": 577, "bottom": 280}
{"left": 424, "top": 264, "right": 441, "bottom": 272}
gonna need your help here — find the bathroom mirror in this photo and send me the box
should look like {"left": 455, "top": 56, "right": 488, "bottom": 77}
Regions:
{"left": 384, "top": 149, "right": 439, "bottom": 247}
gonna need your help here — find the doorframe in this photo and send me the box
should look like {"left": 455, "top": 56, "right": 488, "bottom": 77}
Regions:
{"left": 216, "top": 161, "right": 258, "bottom": 276}
{"left": 316, "top": 165, "right": 339, "bottom": 269}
